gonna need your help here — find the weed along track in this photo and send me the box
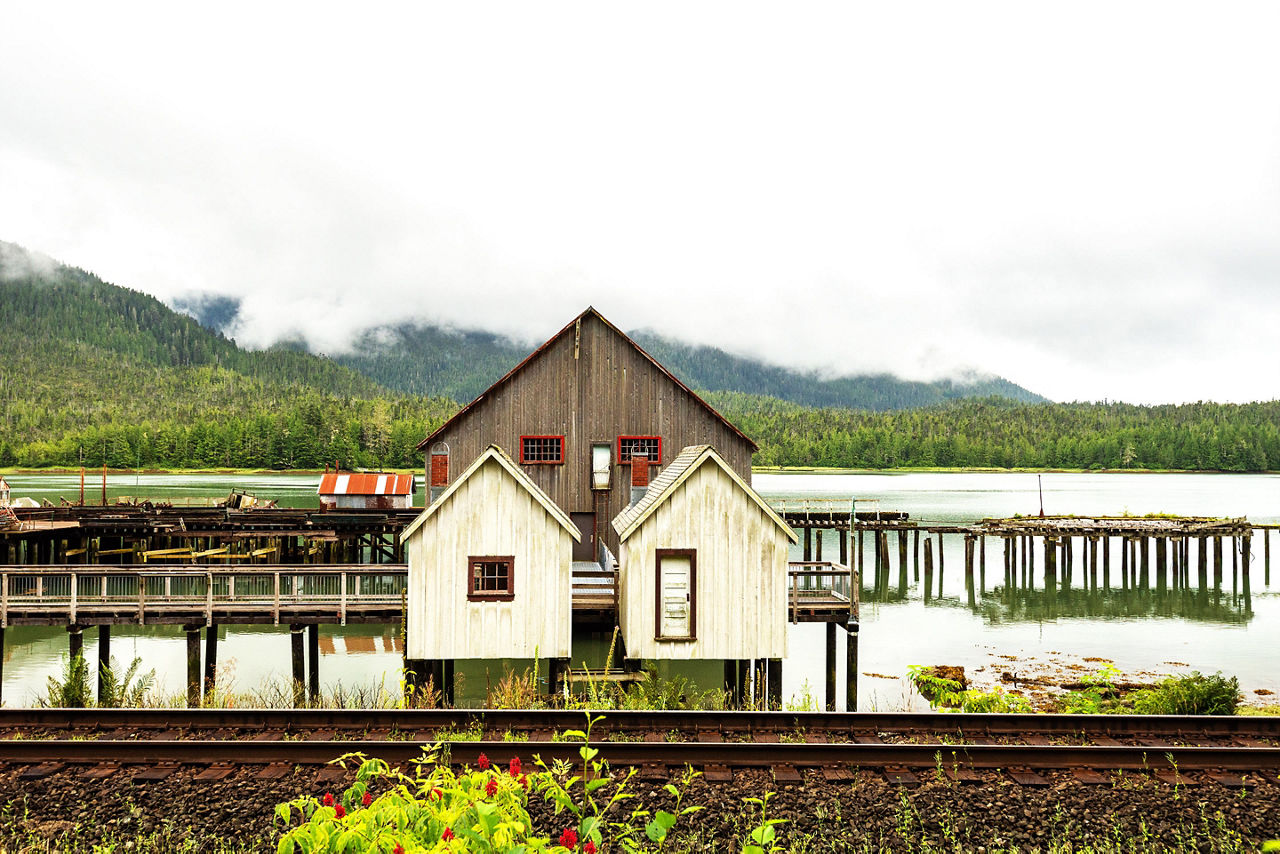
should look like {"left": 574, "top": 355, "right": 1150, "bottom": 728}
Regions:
{"left": 1, "top": 709, "right": 1278, "bottom": 783}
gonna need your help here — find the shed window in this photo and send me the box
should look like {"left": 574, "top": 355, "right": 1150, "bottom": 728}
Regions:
{"left": 618, "top": 436, "right": 661, "bottom": 465}
{"left": 468, "top": 556, "right": 514, "bottom": 601}
{"left": 520, "top": 436, "right": 564, "bottom": 464}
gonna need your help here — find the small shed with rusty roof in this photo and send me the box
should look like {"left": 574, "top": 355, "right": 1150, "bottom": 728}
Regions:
{"left": 612, "top": 444, "right": 797, "bottom": 668}
{"left": 400, "top": 445, "right": 580, "bottom": 694}
{"left": 316, "top": 472, "right": 415, "bottom": 510}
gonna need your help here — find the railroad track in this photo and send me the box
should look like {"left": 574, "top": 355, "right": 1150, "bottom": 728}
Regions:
{"left": 2, "top": 710, "right": 1278, "bottom": 785}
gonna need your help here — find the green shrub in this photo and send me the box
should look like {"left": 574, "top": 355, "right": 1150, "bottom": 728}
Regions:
{"left": 1130, "top": 671, "right": 1240, "bottom": 715}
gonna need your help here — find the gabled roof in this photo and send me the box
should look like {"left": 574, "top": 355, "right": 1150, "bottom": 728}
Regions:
{"left": 317, "top": 473, "right": 414, "bottom": 496}
{"left": 400, "top": 444, "right": 581, "bottom": 542}
{"left": 612, "top": 444, "right": 797, "bottom": 544}
{"left": 416, "top": 307, "right": 757, "bottom": 452}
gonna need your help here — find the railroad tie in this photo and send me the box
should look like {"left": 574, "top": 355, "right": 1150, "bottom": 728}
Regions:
{"left": 255, "top": 763, "right": 292, "bottom": 780}
{"left": 703, "top": 764, "right": 732, "bottom": 783}
{"left": 1071, "top": 768, "right": 1108, "bottom": 785}
{"left": 1154, "top": 768, "right": 1199, "bottom": 787}
{"left": 19, "top": 762, "right": 64, "bottom": 779}
{"left": 883, "top": 767, "right": 919, "bottom": 787}
{"left": 772, "top": 765, "right": 802, "bottom": 784}
{"left": 193, "top": 764, "right": 236, "bottom": 782}
{"left": 132, "top": 764, "right": 178, "bottom": 782}
{"left": 1205, "top": 770, "right": 1248, "bottom": 789}
{"left": 1007, "top": 769, "right": 1048, "bottom": 787}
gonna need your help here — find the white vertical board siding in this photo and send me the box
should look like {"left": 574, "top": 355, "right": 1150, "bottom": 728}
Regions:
{"left": 619, "top": 463, "right": 789, "bottom": 660}
{"left": 406, "top": 458, "right": 572, "bottom": 660}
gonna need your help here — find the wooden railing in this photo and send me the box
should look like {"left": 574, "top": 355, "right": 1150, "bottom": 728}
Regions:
{"left": 788, "top": 562, "right": 858, "bottom": 623}
{"left": 0, "top": 564, "right": 407, "bottom": 627}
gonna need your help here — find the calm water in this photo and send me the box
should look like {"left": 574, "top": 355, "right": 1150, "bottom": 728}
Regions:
{"left": 2, "top": 471, "right": 1277, "bottom": 709}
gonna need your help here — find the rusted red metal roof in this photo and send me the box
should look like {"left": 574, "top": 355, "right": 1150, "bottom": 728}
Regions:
{"left": 316, "top": 473, "right": 414, "bottom": 496}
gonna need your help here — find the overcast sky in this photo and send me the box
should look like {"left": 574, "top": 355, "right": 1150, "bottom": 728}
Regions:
{"left": 3, "top": 3, "right": 1278, "bottom": 404}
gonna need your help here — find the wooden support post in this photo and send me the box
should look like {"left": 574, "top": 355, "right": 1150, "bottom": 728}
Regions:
{"left": 753, "top": 659, "right": 766, "bottom": 707}
{"left": 204, "top": 624, "right": 219, "bottom": 696}
{"left": 1156, "top": 538, "right": 1167, "bottom": 594}
{"left": 68, "top": 625, "right": 84, "bottom": 663}
{"left": 442, "top": 659, "right": 455, "bottom": 706}
{"left": 1139, "top": 537, "right": 1150, "bottom": 590}
{"left": 1213, "top": 537, "right": 1223, "bottom": 596}
{"left": 803, "top": 527, "right": 812, "bottom": 563}
{"left": 856, "top": 529, "right": 864, "bottom": 579}
{"left": 1120, "top": 537, "right": 1129, "bottom": 591}
{"left": 1044, "top": 537, "right": 1057, "bottom": 603}
{"left": 913, "top": 529, "right": 920, "bottom": 582}
{"left": 898, "top": 531, "right": 908, "bottom": 595}
{"left": 845, "top": 622, "right": 859, "bottom": 712}
{"left": 979, "top": 535, "right": 986, "bottom": 595}
{"left": 839, "top": 529, "right": 848, "bottom": 568}
{"left": 96, "top": 625, "right": 111, "bottom": 706}
{"left": 816, "top": 528, "right": 823, "bottom": 563}
{"left": 825, "top": 622, "right": 837, "bottom": 711}
{"left": 723, "top": 660, "right": 738, "bottom": 706}
{"left": 1266, "top": 529, "right": 1271, "bottom": 587}
{"left": 1197, "top": 537, "right": 1208, "bottom": 593}
{"left": 923, "top": 538, "right": 934, "bottom": 603}
{"left": 964, "top": 536, "right": 976, "bottom": 607}
{"left": 307, "top": 624, "right": 320, "bottom": 704}
{"left": 1242, "top": 532, "right": 1252, "bottom": 609}
{"left": 767, "top": 659, "right": 782, "bottom": 710}
{"left": 185, "top": 625, "right": 201, "bottom": 707}
{"left": 290, "top": 625, "right": 305, "bottom": 705}
{"left": 1102, "top": 537, "right": 1110, "bottom": 590}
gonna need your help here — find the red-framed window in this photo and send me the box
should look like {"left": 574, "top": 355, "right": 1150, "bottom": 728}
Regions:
{"left": 618, "top": 435, "right": 661, "bottom": 465}
{"left": 520, "top": 435, "right": 564, "bottom": 464}
{"left": 467, "top": 555, "right": 514, "bottom": 601}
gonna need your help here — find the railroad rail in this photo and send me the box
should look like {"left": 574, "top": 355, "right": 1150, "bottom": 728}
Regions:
{"left": 1, "top": 710, "right": 1277, "bottom": 785}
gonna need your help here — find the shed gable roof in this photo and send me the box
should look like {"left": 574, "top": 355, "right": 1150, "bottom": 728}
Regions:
{"left": 400, "top": 444, "right": 581, "bottom": 542}
{"left": 416, "top": 307, "right": 757, "bottom": 452}
{"left": 612, "top": 444, "right": 797, "bottom": 544}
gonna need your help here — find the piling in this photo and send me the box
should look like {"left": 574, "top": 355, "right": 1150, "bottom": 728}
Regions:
{"left": 290, "top": 625, "right": 306, "bottom": 704}
{"left": 1102, "top": 537, "right": 1111, "bottom": 590}
{"left": 204, "top": 624, "right": 219, "bottom": 695}
{"left": 1044, "top": 536, "right": 1058, "bottom": 606}
{"left": 96, "top": 626, "right": 111, "bottom": 705}
{"left": 1156, "top": 537, "right": 1167, "bottom": 594}
{"left": 1266, "top": 529, "right": 1271, "bottom": 586}
{"left": 964, "top": 535, "right": 976, "bottom": 607}
{"left": 1213, "top": 537, "right": 1223, "bottom": 598}
{"left": 913, "top": 529, "right": 920, "bottom": 582}
{"left": 1242, "top": 533, "right": 1252, "bottom": 609}
{"left": 923, "top": 538, "right": 934, "bottom": 603}
{"left": 979, "top": 535, "right": 986, "bottom": 594}
{"left": 307, "top": 624, "right": 321, "bottom": 703}
{"left": 1139, "top": 538, "right": 1149, "bottom": 590}
{"left": 68, "top": 625, "right": 84, "bottom": 663}
{"left": 845, "top": 622, "right": 859, "bottom": 712}
{"left": 185, "top": 626, "right": 201, "bottom": 707}
{"left": 803, "top": 527, "right": 812, "bottom": 563}
{"left": 898, "top": 531, "right": 909, "bottom": 595}
{"left": 825, "top": 622, "right": 837, "bottom": 711}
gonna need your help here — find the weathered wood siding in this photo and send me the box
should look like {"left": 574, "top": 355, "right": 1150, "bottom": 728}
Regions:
{"left": 426, "top": 312, "right": 755, "bottom": 555}
{"left": 618, "top": 462, "right": 789, "bottom": 660}
{"left": 405, "top": 457, "right": 573, "bottom": 659}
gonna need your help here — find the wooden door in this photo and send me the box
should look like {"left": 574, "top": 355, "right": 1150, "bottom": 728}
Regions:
{"left": 571, "top": 512, "right": 596, "bottom": 562}
{"left": 656, "top": 549, "right": 696, "bottom": 639}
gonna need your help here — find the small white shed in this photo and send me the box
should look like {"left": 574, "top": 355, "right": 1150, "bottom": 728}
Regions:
{"left": 401, "top": 445, "right": 580, "bottom": 661}
{"left": 612, "top": 445, "right": 797, "bottom": 661}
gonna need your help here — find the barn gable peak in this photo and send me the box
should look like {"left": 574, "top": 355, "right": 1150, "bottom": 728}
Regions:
{"left": 416, "top": 307, "right": 757, "bottom": 452}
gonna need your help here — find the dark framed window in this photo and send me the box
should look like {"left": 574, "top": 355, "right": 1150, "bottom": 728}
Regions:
{"left": 520, "top": 435, "right": 564, "bottom": 464}
{"left": 467, "top": 555, "right": 514, "bottom": 601}
{"left": 618, "top": 435, "right": 662, "bottom": 465}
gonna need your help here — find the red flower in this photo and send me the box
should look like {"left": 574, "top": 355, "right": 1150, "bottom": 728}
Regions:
{"left": 321, "top": 792, "right": 335, "bottom": 807}
{"left": 361, "top": 791, "right": 372, "bottom": 807}
{"left": 484, "top": 777, "right": 499, "bottom": 796}
{"left": 477, "top": 752, "right": 490, "bottom": 770}
{"left": 508, "top": 756, "right": 522, "bottom": 777}
{"left": 584, "top": 842, "right": 597, "bottom": 854}
{"left": 519, "top": 773, "right": 528, "bottom": 790}
{"left": 393, "top": 847, "right": 405, "bottom": 854}
{"left": 442, "top": 827, "right": 455, "bottom": 841}
{"left": 559, "top": 827, "right": 578, "bottom": 848}
{"left": 431, "top": 787, "right": 444, "bottom": 800}
{"left": 334, "top": 804, "right": 346, "bottom": 819}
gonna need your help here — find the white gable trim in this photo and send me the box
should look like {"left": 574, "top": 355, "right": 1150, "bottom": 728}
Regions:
{"left": 613, "top": 445, "right": 797, "bottom": 544}
{"left": 401, "top": 444, "right": 581, "bottom": 542}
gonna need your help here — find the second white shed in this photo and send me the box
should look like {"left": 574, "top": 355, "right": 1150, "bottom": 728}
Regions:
{"left": 401, "top": 444, "right": 580, "bottom": 662}
{"left": 612, "top": 444, "right": 797, "bottom": 661}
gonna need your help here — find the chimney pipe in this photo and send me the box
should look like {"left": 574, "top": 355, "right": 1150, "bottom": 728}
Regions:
{"left": 630, "top": 454, "right": 649, "bottom": 505}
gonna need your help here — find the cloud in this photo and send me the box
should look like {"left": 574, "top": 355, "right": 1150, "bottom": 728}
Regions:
{"left": 1, "top": 2, "right": 1279, "bottom": 404}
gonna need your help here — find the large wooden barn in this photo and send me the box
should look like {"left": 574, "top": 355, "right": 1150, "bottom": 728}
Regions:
{"left": 416, "top": 307, "right": 757, "bottom": 558}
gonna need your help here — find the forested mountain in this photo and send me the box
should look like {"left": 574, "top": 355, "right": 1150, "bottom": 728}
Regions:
{"left": 709, "top": 393, "right": 1280, "bottom": 471}
{"left": 0, "top": 242, "right": 456, "bottom": 470}
{"left": 334, "top": 321, "right": 1044, "bottom": 410}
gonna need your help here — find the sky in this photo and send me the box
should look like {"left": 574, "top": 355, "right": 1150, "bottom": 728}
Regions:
{"left": 2, "top": 2, "right": 1278, "bottom": 405}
